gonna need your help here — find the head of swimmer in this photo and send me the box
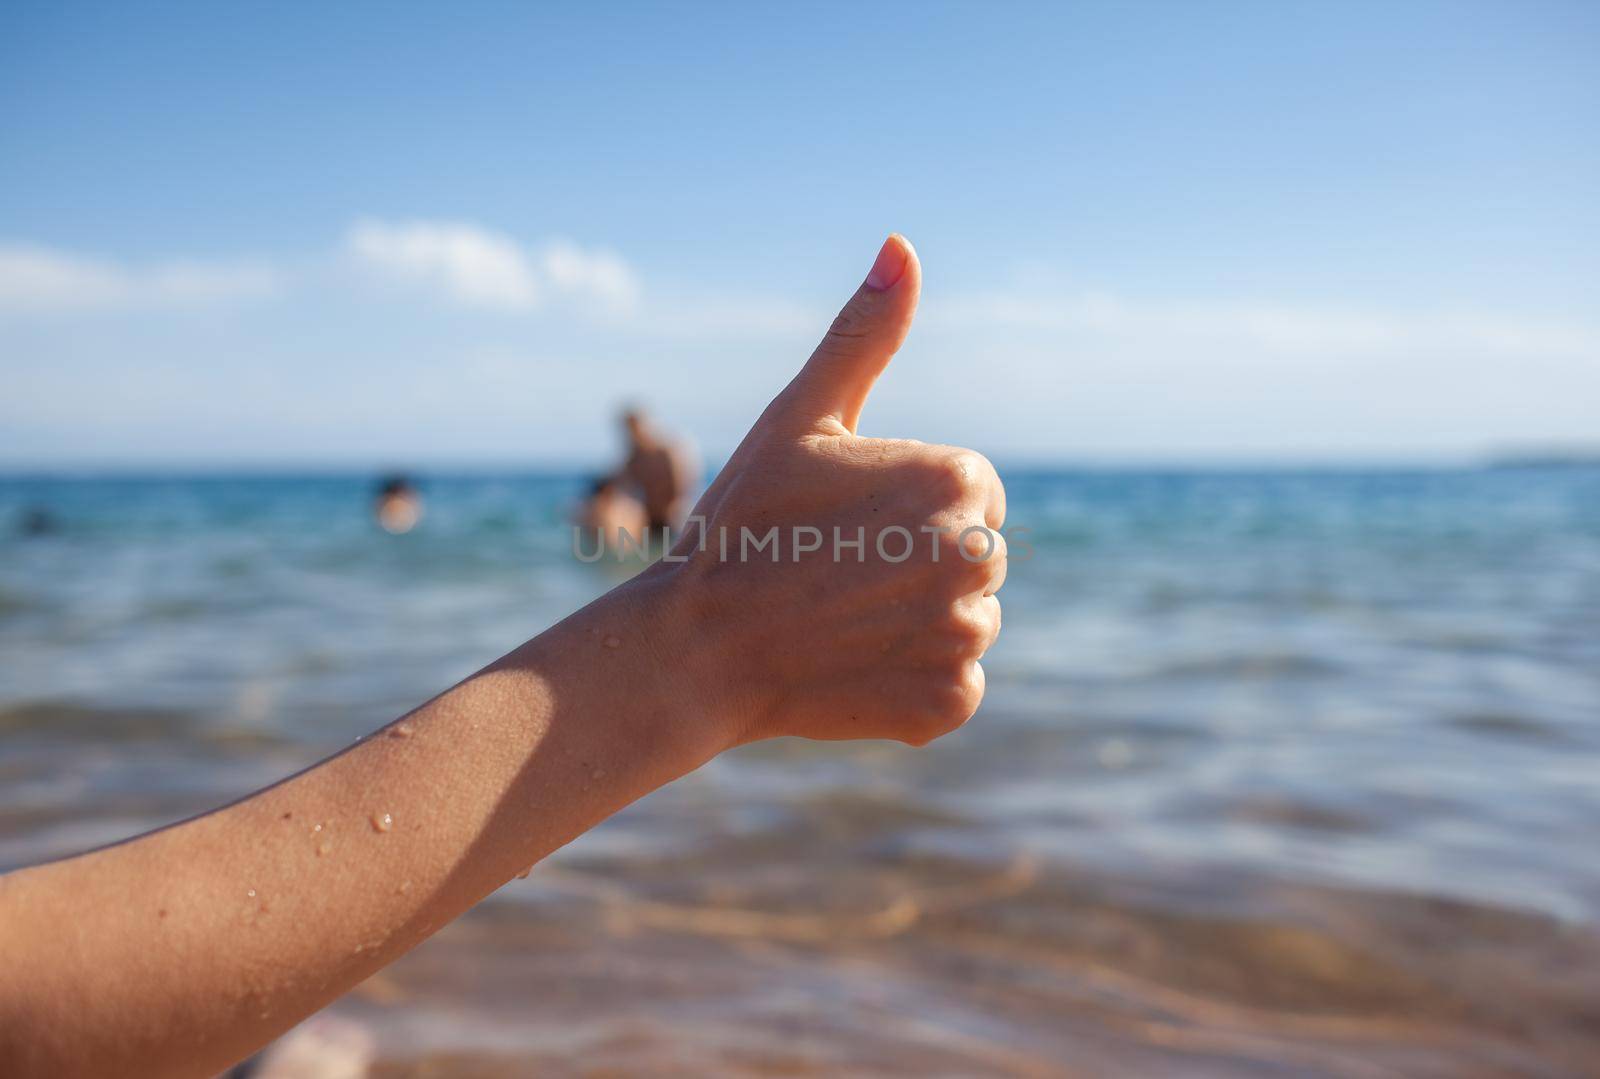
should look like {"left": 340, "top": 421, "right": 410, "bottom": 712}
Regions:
{"left": 375, "top": 474, "right": 423, "bottom": 534}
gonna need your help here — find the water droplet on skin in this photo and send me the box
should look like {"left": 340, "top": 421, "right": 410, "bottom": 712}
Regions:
{"left": 390, "top": 722, "right": 413, "bottom": 739}
{"left": 311, "top": 822, "right": 323, "bottom": 834}
{"left": 603, "top": 635, "right": 621, "bottom": 649}
{"left": 317, "top": 842, "right": 332, "bottom": 857}
{"left": 247, "top": 889, "right": 256, "bottom": 898}
{"left": 371, "top": 812, "right": 393, "bottom": 833}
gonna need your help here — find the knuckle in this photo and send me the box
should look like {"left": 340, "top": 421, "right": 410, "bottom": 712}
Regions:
{"left": 951, "top": 524, "right": 1001, "bottom": 569}
{"left": 955, "top": 661, "right": 986, "bottom": 713}
{"left": 939, "top": 601, "right": 994, "bottom": 654}
{"left": 937, "top": 663, "right": 985, "bottom": 717}
{"left": 900, "top": 661, "right": 985, "bottom": 747}
{"left": 936, "top": 602, "right": 975, "bottom": 636}
{"left": 981, "top": 532, "right": 1007, "bottom": 583}
{"left": 968, "top": 599, "right": 1001, "bottom": 651}
{"left": 920, "top": 451, "right": 982, "bottom": 503}
{"left": 989, "top": 529, "right": 1008, "bottom": 562}
{"left": 966, "top": 449, "right": 999, "bottom": 483}
{"left": 822, "top": 303, "right": 873, "bottom": 349}
{"left": 945, "top": 451, "right": 988, "bottom": 498}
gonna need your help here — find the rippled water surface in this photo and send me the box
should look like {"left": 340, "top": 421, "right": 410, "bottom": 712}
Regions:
{"left": 3, "top": 468, "right": 1599, "bottom": 1075}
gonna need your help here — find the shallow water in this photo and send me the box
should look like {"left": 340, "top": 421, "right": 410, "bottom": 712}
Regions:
{"left": 3, "top": 468, "right": 1599, "bottom": 1074}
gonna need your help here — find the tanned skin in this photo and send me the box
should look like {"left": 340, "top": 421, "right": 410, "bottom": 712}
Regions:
{"left": 0, "top": 236, "right": 1007, "bottom": 1079}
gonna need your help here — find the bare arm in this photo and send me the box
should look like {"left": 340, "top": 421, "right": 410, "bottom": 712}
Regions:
{"left": 0, "top": 236, "right": 1007, "bottom": 1078}
{"left": 0, "top": 573, "right": 725, "bottom": 1077}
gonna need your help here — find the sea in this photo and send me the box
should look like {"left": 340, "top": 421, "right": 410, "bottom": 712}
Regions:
{"left": 2, "top": 467, "right": 1598, "bottom": 1076}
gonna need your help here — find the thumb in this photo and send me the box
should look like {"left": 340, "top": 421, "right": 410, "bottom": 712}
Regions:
{"left": 782, "top": 234, "right": 921, "bottom": 434}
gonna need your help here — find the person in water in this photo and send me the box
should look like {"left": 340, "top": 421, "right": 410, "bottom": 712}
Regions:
{"left": 617, "top": 405, "right": 696, "bottom": 531}
{"left": 17, "top": 507, "right": 57, "bottom": 537}
{"left": 0, "top": 236, "right": 1007, "bottom": 1078}
{"left": 575, "top": 472, "right": 648, "bottom": 553}
{"left": 374, "top": 475, "right": 423, "bottom": 534}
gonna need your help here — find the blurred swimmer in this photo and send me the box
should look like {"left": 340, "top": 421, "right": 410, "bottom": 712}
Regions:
{"left": 374, "top": 475, "right": 423, "bottom": 534}
{"left": 618, "top": 407, "right": 698, "bottom": 530}
{"left": 576, "top": 474, "right": 648, "bottom": 553}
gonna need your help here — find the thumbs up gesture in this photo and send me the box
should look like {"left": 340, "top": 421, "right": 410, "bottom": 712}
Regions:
{"left": 655, "top": 236, "right": 1007, "bottom": 748}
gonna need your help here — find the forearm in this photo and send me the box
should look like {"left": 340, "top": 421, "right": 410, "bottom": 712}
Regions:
{"left": 0, "top": 569, "right": 726, "bottom": 1079}
{"left": 0, "top": 234, "right": 1003, "bottom": 1079}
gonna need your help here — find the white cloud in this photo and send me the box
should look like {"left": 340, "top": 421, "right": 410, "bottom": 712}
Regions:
{"left": 0, "top": 245, "right": 280, "bottom": 313}
{"left": 6, "top": 232, "right": 1590, "bottom": 366}
{"left": 539, "top": 240, "right": 639, "bottom": 313}
{"left": 343, "top": 219, "right": 538, "bottom": 309}
{"left": 7, "top": 231, "right": 1597, "bottom": 463}
{"left": 343, "top": 219, "right": 638, "bottom": 314}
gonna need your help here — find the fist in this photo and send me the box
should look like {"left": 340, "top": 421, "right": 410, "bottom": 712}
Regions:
{"left": 656, "top": 236, "right": 1006, "bottom": 747}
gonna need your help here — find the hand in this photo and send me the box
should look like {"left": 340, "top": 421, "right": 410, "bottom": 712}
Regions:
{"left": 0, "top": 235, "right": 1003, "bottom": 1079}
{"left": 656, "top": 235, "right": 1007, "bottom": 748}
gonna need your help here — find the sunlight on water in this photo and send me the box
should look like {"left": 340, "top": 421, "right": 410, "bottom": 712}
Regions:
{"left": 2, "top": 468, "right": 1598, "bottom": 1072}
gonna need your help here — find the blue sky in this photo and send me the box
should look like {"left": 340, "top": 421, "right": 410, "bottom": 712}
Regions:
{"left": 3, "top": 1, "right": 1596, "bottom": 466}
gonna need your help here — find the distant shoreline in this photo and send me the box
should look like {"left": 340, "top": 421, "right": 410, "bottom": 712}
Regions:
{"left": 1486, "top": 454, "right": 1600, "bottom": 471}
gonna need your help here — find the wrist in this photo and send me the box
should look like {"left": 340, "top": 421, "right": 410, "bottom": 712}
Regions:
{"left": 527, "top": 564, "right": 751, "bottom": 767}
{"left": 629, "top": 563, "right": 757, "bottom": 755}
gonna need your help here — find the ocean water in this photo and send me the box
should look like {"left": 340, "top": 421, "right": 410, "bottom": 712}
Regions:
{"left": 3, "top": 468, "right": 1599, "bottom": 1075}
